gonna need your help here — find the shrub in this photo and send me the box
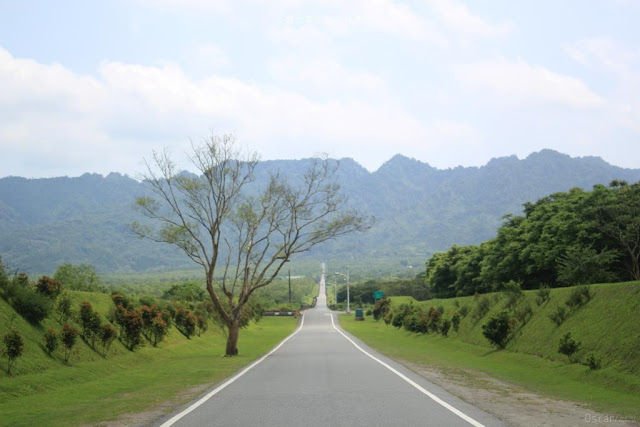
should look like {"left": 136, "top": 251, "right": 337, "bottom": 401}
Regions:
{"left": 502, "top": 280, "right": 523, "bottom": 310}
{"left": 536, "top": 284, "right": 551, "bottom": 306}
{"left": 196, "top": 315, "right": 208, "bottom": 337}
{"left": 79, "top": 301, "right": 94, "bottom": 339}
{"left": 175, "top": 308, "right": 197, "bottom": 339}
{"left": 150, "top": 315, "right": 169, "bottom": 347}
{"left": 61, "top": 323, "right": 79, "bottom": 363}
{"left": 56, "top": 292, "right": 72, "bottom": 324}
{"left": 586, "top": 353, "right": 602, "bottom": 370}
{"left": 549, "top": 306, "right": 568, "bottom": 326}
{"left": 451, "top": 312, "right": 461, "bottom": 332}
{"left": 365, "top": 309, "right": 372, "bottom": 316}
{"left": 100, "top": 323, "right": 118, "bottom": 356}
{"left": 9, "top": 285, "right": 53, "bottom": 323}
{"left": 458, "top": 305, "right": 470, "bottom": 318}
{"left": 558, "top": 332, "right": 581, "bottom": 362}
{"left": 383, "top": 311, "right": 393, "bottom": 325}
{"left": 514, "top": 303, "right": 533, "bottom": 326}
{"left": 111, "top": 293, "right": 130, "bottom": 309}
{"left": 427, "top": 307, "right": 442, "bottom": 333}
{"left": 440, "top": 319, "right": 451, "bottom": 336}
{"left": 436, "top": 305, "right": 445, "bottom": 315}
{"left": 482, "top": 311, "right": 511, "bottom": 349}
{"left": 391, "top": 304, "right": 414, "bottom": 329}
{"left": 403, "top": 313, "right": 418, "bottom": 332}
{"left": 565, "top": 285, "right": 592, "bottom": 309}
{"left": 35, "top": 276, "right": 63, "bottom": 299}
{"left": 44, "top": 328, "right": 59, "bottom": 355}
{"left": 3, "top": 329, "right": 24, "bottom": 374}
{"left": 473, "top": 296, "right": 492, "bottom": 321}
{"left": 372, "top": 298, "right": 391, "bottom": 321}
{"left": 121, "top": 308, "right": 143, "bottom": 351}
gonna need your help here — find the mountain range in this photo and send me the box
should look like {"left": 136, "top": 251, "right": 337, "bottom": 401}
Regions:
{"left": 2, "top": 149, "right": 640, "bottom": 274}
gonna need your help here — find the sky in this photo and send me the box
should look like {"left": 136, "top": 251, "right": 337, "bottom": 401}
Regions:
{"left": 1, "top": 0, "right": 639, "bottom": 178}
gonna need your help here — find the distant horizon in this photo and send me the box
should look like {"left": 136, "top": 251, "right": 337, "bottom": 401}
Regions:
{"left": 1, "top": 148, "right": 635, "bottom": 181}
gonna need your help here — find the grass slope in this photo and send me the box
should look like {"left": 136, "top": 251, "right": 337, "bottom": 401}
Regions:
{"left": 0, "top": 292, "right": 298, "bottom": 426}
{"left": 340, "top": 281, "right": 640, "bottom": 418}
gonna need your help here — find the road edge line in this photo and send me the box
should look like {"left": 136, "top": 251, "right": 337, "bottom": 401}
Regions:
{"left": 330, "top": 313, "right": 485, "bottom": 427}
{"left": 160, "top": 312, "right": 306, "bottom": 427}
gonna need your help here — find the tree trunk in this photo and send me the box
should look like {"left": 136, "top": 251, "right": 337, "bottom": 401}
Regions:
{"left": 225, "top": 320, "right": 240, "bottom": 356}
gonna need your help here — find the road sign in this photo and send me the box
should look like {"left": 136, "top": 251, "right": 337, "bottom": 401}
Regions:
{"left": 373, "top": 290, "right": 384, "bottom": 300}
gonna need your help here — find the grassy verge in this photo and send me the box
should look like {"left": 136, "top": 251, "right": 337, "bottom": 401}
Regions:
{"left": 339, "top": 283, "right": 640, "bottom": 419}
{"left": 0, "top": 314, "right": 297, "bottom": 426}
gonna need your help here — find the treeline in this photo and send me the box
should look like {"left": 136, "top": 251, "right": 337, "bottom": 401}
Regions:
{"left": 425, "top": 181, "right": 640, "bottom": 298}
{"left": 335, "top": 274, "right": 431, "bottom": 304}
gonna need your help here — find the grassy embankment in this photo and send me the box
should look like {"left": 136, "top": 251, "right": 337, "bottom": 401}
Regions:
{"left": 340, "top": 281, "right": 640, "bottom": 419}
{"left": 0, "top": 291, "right": 298, "bottom": 426}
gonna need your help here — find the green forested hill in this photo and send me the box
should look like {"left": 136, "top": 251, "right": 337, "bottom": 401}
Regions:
{"left": 2, "top": 149, "right": 640, "bottom": 274}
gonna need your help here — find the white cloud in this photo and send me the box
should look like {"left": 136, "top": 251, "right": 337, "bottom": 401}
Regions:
{"left": 427, "top": 0, "right": 515, "bottom": 38}
{"left": 0, "top": 47, "right": 456, "bottom": 176}
{"left": 454, "top": 57, "right": 606, "bottom": 109}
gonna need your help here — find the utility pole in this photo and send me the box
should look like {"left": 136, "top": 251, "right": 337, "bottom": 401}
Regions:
{"left": 288, "top": 268, "right": 291, "bottom": 304}
{"left": 346, "top": 266, "right": 350, "bottom": 315}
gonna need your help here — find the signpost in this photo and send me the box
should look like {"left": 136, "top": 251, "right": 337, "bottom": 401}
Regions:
{"left": 373, "top": 290, "right": 384, "bottom": 303}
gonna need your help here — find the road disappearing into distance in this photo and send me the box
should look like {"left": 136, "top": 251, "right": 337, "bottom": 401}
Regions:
{"left": 158, "top": 272, "right": 506, "bottom": 427}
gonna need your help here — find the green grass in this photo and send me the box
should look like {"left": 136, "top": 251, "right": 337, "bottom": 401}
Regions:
{"left": 340, "top": 281, "right": 640, "bottom": 419}
{"left": 0, "top": 293, "right": 298, "bottom": 426}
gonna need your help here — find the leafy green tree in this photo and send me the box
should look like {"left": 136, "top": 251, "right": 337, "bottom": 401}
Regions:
{"left": 35, "top": 276, "right": 63, "bottom": 299}
{"left": 56, "top": 292, "right": 72, "bottom": 323}
{"left": 61, "top": 323, "right": 79, "bottom": 363}
{"left": 100, "top": 323, "right": 118, "bottom": 356}
{"left": 54, "top": 264, "right": 102, "bottom": 292}
{"left": 3, "top": 329, "right": 24, "bottom": 374}
{"left": 44, "top": 328, "right": 59, "bottom": 355}
{"left": 558, "top": 332, "right": 581, "bottom": 362}
{"left": 482, "top": 311, "right": 511, "bottom": 349}
{"left": 132, "top": 134, "right": 370, "bottom": 356}
{"left": 162, "top": 282, "right": 206, "bottom": 302}
{"left": 557, "top": 246, "right": 617, "bottom": 286}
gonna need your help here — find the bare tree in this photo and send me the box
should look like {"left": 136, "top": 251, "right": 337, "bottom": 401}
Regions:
{"left": 132, "top": 134, "right": 371, "bottom": 355}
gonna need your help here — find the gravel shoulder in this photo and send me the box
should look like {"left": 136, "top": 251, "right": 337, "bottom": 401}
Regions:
{"left": 403, "top": 361, "right": 638, "bottom": 427}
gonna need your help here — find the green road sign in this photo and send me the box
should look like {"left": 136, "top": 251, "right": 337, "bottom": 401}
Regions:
{"left": 373, "top": 290, "right": 384, "bottom": 300}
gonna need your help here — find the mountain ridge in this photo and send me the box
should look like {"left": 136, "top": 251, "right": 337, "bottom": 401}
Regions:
{"left": 2, "top": 149, "right": 640, "bottom": 274}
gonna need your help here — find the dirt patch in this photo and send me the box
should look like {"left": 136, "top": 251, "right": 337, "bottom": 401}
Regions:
{"left": 403, "top": 361, "right": 638, "bottom": 427}
{"left": 86, "top": 383, "right": 211, "bottom": 427}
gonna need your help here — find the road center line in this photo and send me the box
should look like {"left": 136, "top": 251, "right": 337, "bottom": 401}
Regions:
{"left": 329, "top": 313, "right": 485, "bottom": 427}
{"left": 160, "top": 312, "right": 306, "bottom": 427}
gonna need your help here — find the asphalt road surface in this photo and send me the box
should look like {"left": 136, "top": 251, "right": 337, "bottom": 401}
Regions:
{"left": 157, "top": 277, "right": 507, "bottom": 427}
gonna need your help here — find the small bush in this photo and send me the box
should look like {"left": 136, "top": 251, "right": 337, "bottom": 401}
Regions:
{"left": 365, "top": 309, "right": 372, "bottom": 316}
{"left": 427, "top": 307, "right": 442, "bottom": 333}
{"left": 100, "top": 323, "right": 118, "bottom": 356}
{"left": 44, "top": 328, "right": 59, "bottom": 355}
{"left": 536, "top": 284, "right": 551, "bottom": 306}
{"left": 121, "top": 308, "right": 144, "bottom": 350}
{"left": 473, "top": 296, "right": 492, "bottom": 321}
{"left": 35, "top": 276, "right": 63, "bottom": 299}
{"left": 482, "top": 311, "right": 511, "bottom": 349}
{"left": 383, "top": 312, "right": 393, "bottom": 325}
{"left": 436, "top": 305, "right": 445, "bottom": 315}
{"left": 458, "top": 305, "right": 470, "bottom": 318}
{"left": 3, "top": 329, "right": 24, "bottom": 374}
{"left": 61, "top": 323, "right": 79, "bottom": 363}
{"left": 391, "top": 304, "right": 414, "bottom": 329}
{"left": 451, "top": 312, "right": 461, "bottom": 332}
{"left": 372, "top": 298, "right": 391, "bottom": 321}
{"left": 502, "top": 280, "right": 524, "bottom": 310}
{"left": 558, "top": 332, "right": 581, "bottom": 362}
{"left": 9, "top": 285, "right": 53, "bottom": 323}
{"left": 549, "top": 306, "right": 568, "bottom": 326}
{"left": 174, "top": 308, "right": 197, "bottom": 339}
{"left": 196, "top": 315, "right": 208, "bottom": 337}
{"left": 585, "top": 353, "right": 602, "bottom": 370}
{"left": 56, "top": 292, "right": 72, "bottom": 324}
{"left": 514, "top": 303, "right": 533, "bottom": 325}
{"left": 79, "top": 301, "right": 94, "bottom": 339}
{"left": 566, "top": 285, "right": 592, "bottom": 309}
{"left": 150, "top": 315, "right": 169, "bottom": 346}
{"left": 440, "top": 319, "right": 451, "bottom": 336}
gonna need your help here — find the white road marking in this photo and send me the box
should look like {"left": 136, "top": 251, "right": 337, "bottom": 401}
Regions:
{"left": 329, "top": 313, "right": 485, "bottom": 427}
{"left": 160, "top": 313, "right": 306, "bottom": 427}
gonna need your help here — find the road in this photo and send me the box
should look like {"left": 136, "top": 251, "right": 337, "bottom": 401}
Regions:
{"left": 157, "top": 275, "right": 507, "bottom": 427}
